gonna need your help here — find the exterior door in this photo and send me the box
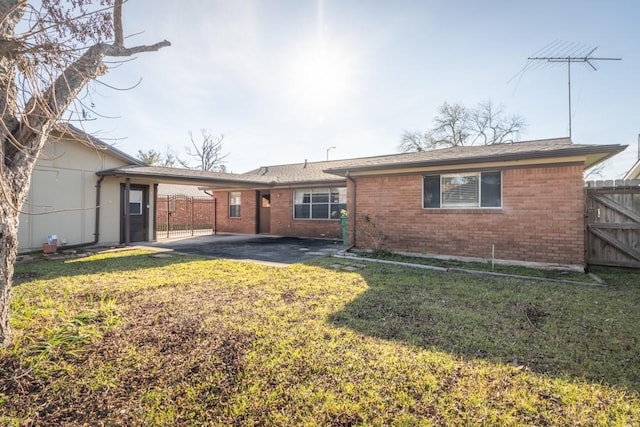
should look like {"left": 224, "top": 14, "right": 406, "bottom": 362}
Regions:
{"left": 258, "top": 191, "right": 270, "bottom": 234}
{"left": 120, "top": 184, "right": 149, "bottom": 243}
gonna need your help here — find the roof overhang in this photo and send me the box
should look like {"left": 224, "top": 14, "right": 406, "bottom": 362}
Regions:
{"left": 97, "top": 166, "right": 347, "bottom": 189}
{"left": 51, "top": 124, "right": 143, "bottom": 166}
{"left": 325, "top": 144, "right": 627, "bottom": 176}
{"left": 623, "top": 159, "right": 640, "bottom": 180}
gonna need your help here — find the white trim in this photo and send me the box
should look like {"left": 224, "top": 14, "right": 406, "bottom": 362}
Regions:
{"left": 422, "top": 171, "right": 502, "bottom": 209}
{"left": 292, "top": 187, "right": 347, "bottom": 220}
{"left": 228, "top": 191, "right": 241, "bottom": 218}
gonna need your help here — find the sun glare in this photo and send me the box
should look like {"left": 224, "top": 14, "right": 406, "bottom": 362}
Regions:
{"left": 288, "top": 43, "right": 354, "bottom": 114}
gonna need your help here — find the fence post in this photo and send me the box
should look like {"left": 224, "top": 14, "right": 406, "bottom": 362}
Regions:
{"left": 190, "top": 196, "right": 194, "bottom": 236}
{"left": 166, "top": 195, "right": 171, "bottom": 238}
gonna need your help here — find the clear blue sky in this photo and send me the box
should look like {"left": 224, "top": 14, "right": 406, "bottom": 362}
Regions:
{"left": 80, "top": 0, "right": 640, "bottom": 177}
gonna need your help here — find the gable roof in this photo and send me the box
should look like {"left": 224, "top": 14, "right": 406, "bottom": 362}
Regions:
{"left": 624, "top": 158, "right": 640, "bottom": 180}
{"left": 52, "top": 123, "right": 143, "bottom": 166}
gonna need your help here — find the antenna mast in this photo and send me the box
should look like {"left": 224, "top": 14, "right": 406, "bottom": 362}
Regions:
{"left": 526, "top": 41, "right": 621, "bottom": 138}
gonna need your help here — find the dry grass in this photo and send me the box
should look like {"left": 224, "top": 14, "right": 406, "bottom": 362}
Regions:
{"left": 1, "top": 248, "right": 639, "bottom": 426}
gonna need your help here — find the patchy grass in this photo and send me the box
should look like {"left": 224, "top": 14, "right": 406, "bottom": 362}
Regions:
{"left": 1, "top": 249, "right": 639, "bottom": 426}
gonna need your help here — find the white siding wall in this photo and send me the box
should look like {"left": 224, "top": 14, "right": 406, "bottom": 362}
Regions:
{"left": 18, "top": 137, "right": 135, "bottom": 252}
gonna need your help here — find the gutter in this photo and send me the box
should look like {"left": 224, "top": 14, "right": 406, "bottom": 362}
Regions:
{"left": 204, "top": 190, "right": 217, "bottom": 235}
{"left": 324, "top": 144, "right": 627, "bottom": 176}
{"left": 346, "top": 171, "right": 356, "bottom": 250}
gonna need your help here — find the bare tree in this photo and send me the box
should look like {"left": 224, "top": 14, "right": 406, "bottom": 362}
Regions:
{"left": 398, "top": 101, "right": 526, "bottom": 152}
{"left": 0, "top": 0, "right": 169, "bottom": 346}
{"left": 431, "top": 102, "right": 471, "bottom": 147}
{"left": 469, "top": 101, "right": 526, "bottom": 145}
{"left": 584, "top": 162, "right": 607, "bottom": 180}
{"left": 137, "top": 147, "right": 176, "bottom": 167}
{"left": 178, "top": 129, "right": 228, "bottom": 172}
{"left": 398, "top": 130, "right": 430, "bottom": 152}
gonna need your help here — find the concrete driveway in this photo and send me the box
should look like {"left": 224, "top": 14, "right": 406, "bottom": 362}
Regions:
{"left": 148, "top": 234, "right": 343, "bottom": 266}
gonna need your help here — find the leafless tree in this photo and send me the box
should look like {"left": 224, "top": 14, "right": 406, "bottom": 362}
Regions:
{"left": 431, "top": 102, "right": 471, "bottom": 147}
{"left": 584, "top": 162, "right": 607, "bottom": 180}
{"left": 137, "top": 147, "right": 176, "bottom": 167}
{"left": 398, "top": 101, "right": 526, "bottom": 152}
{"left": 398, "top": 130, "right": 430, "bottom": 152}
{"left": 178, "top": 129, "right": 228, "bottom": 172}
{"left": 0, "top": 0, "right": 169, "bottom": 346}
{"left": 469, "top": 101, "right": 526, "bottom": 145}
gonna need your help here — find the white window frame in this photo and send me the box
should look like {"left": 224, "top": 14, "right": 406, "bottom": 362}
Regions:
{"left": 229, "top": 192, "right": 241, "bottom": 218}
{"left": 422, "top": 171, "right": 502, "bottom": 209}
{"left": 129, "top": 189, "right": 143, "bottom": 216}
{"left": 293, "top": 187, "right": 347, "bottom": 220}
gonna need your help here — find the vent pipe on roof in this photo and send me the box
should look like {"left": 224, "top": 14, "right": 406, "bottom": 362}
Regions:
{"left": 638, "top": 133, "right": 639, "bottom": 160}
{"left": 259, "top": 166, "right": 268, "bottom": 175}
{"left": 304, "top": 159, "right": 308, "bottom": 168}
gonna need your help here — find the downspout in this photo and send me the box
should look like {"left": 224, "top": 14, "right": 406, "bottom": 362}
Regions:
{"left": 204, "top": 190, "right": 217, "bottom": 235}
{"left": 59, "top": 175, "right": 104, "bottom": 250}
{"left": 346, "top": 171, "right": 356, "bottom": 251}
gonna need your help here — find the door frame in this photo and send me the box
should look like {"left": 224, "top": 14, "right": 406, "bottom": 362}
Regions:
{"left": 257, "top": 190, "right": 271, "bottom": 234}
{"left": 120, "top": 181, "right": 150, "bottom": 244}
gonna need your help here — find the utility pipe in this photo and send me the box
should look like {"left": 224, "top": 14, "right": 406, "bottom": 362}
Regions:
{"left": 58, "top": 175, "right": 104, "bottom": 250}
{"left": 346, "top": 171, "right": 356, "bottom": 249}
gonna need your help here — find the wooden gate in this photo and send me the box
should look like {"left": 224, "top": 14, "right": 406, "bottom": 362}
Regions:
{"left": 585, "top": 180, "right": 640, "bottom": 268}
{"left": 156, "top": 194, "right": 215, "bottom": 238}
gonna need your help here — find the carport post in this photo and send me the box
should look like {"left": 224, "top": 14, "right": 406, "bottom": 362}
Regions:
{"left": 124, "top": 178, "right": 131, "bottom": 245}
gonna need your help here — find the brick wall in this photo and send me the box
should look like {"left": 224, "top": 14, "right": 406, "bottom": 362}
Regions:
{"left": 350, "top": 164, "right": 585, "bottom": 266}
{"left": 213, "top": 188, "right": 342, "bottom": 239}
{"left": 270, "top": 188, "right": 342, "bottom": 239}
{"left": 213, "top": 190, "right": 257, "bottom": 234}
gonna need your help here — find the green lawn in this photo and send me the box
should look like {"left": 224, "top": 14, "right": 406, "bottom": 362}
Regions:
{"left": 2, "top": 249, "right": 639, "bottom": 426}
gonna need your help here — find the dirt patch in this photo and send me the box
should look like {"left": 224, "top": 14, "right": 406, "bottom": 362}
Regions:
{"left": 1, "top": 297, "right": 255, "bottom": 426}
{"left": 523, "top": 303, "right": 549, "bottom": 329}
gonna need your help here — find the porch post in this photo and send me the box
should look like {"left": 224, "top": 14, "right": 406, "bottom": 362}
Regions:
{"left": 124, "top": 178, "right": 131, "bottom": 246}
{"left": 152, "top": 183, "right": 158, "bottom": 242}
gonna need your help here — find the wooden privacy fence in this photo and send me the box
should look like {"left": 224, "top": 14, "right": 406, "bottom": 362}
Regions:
{"left": 156, "top": 194, "right": 215, "bottom": 238}
{"left": 585, "top": 180, "right": 640, "bottom": 268}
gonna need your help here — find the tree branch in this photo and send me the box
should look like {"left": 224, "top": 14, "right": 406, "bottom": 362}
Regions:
{"left": 113, "top": 0, "right": 123, "bottom": 47}
{"left": 102, "top": 40, "right": 171, "bottom": 57}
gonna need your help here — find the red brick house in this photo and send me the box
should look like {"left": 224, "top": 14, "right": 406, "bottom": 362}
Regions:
{"left": 99, "top": 138, "right": 624, "bottom": 268}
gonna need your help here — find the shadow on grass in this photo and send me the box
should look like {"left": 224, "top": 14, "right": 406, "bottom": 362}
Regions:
{"left": 13, "top": 249, "right": 198, "bottom": 285}
{"left": 326, "top": 261, "right": 640, "bottom": 393}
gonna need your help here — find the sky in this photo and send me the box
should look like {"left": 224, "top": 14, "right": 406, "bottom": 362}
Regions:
{"left": 79, "top": 0, "right": 640, "bottom": 177}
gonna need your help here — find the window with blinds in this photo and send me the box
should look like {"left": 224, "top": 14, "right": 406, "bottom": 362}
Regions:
{"left": 229, "top": 192, "right": 241, "bottom": 218}
{"left": 294, "top": 187, "right": 346, "bottom": 220}
{"left": 423, "top": 171, "right": 501, "bottom": 209}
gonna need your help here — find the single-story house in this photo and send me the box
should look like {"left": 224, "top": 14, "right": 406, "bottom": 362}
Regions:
{"left": 21, "top": 130, "right": 625, "bottom": 270}
{"left": 18, "top": 124, "right": 226, "bottom": 252}
{"left": 18, "top": 125, "right": 144, "bottom": 252}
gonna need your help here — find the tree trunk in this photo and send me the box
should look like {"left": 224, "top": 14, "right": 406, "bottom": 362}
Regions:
{"left": 0, "top": 203, "right": 19, "bottom": 346}
{"left": 0, "top": 0, "right": 169, "bottom": 347}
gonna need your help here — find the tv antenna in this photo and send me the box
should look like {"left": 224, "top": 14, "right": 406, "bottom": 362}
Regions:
{"left": 522, "top": 41, "right": 621, "bottom": 138}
